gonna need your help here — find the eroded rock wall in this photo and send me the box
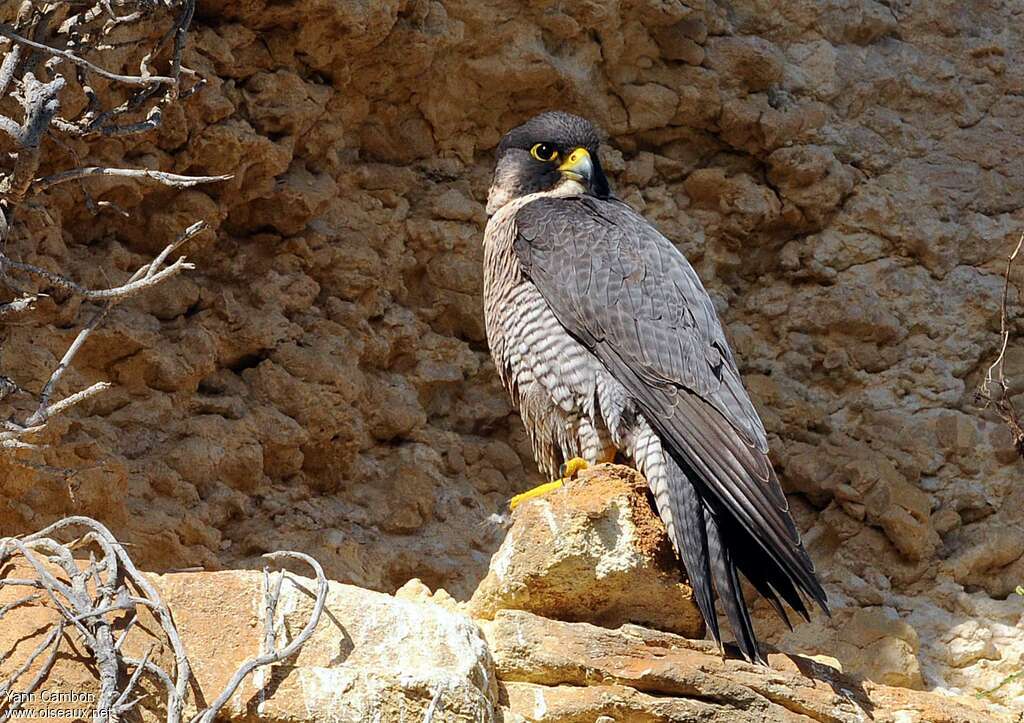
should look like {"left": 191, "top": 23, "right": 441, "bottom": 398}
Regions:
{"left": 2, "top": 0, "right": 1022, "bottom": 705}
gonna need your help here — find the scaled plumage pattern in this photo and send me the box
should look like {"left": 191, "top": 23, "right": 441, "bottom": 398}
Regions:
{"left": 482, "top": 111, "right": 828, "bottom": 663}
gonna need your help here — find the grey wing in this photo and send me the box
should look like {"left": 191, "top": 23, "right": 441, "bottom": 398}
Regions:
{"left": 516, "top": 197, "right": 768, "bottom": 450}
{"left": 513, "top": 196, "right": 826, "bottom": 608}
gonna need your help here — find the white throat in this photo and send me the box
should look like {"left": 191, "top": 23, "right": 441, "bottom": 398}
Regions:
{"left": 486, "top": 177, "right": 587, "bottom": 216}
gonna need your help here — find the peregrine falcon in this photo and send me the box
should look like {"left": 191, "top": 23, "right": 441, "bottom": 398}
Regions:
{"left": 482, "top": 111, "right": 828, "bottom": 663}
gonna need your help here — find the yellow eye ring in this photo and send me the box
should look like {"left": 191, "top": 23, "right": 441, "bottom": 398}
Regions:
{"left": 530, "top": 143, "right": 559, "bottom": 162}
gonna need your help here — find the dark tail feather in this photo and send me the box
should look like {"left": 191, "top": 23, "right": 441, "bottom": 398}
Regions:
{"left": 665, "top": 455, "right": 719, "bottom": 644}
{"left": 705, "top": 510, "right": 765, "bottom": 664}
{"left": 756, "top": 585, "right": 793, "bottom": 631}
{"left": 724, "top": 511, "right": 810, "bottom": 626}
{"left": 664, "top": 455, "right": 826, "bottom": 664}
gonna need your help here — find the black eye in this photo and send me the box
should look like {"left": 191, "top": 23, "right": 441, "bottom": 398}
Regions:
{"left": 530, "top": 143, "right": 559, "bottom": 162}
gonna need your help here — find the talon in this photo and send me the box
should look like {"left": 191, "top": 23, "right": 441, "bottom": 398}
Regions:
{"left": 509, "top": 479, "right": 565, "bottom": 510}
{"left": 560, "top": 457, "right": 589, "bottom": 479}
{"left": 508, "top": 459, "right": 590, "bottom": 510}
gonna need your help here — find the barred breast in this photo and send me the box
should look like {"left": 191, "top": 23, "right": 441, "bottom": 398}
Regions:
{"left": 482, "top": 193, "right": 614, "bottom": 479}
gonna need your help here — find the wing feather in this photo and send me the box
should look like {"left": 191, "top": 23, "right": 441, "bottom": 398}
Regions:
{"left": 514, "top": 195, "right": 827, "bottom": 616}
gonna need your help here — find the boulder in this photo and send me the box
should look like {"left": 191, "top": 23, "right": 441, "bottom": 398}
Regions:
{"left": 0, "top": 559, "right": 497, "bottom": 723}
{"left": 468, "top": 464, "right": 704, "bottom": 638}
{"left": 154, "top": 570, "right": 497, "bottom": 722}
{"left": 1, "top": 507, "right": 1011, "bottom": 723}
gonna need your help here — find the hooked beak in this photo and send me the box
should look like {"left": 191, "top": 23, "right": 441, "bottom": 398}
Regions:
{"left": 558, "top": 147, "right": 594, "bottom": 186}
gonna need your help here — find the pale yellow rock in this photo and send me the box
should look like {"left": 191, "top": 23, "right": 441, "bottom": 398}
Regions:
{"left": 394, "top": 577, "right": 462, "bottom": 613}
{"left": 0, "top": 560, "right": 497, "bottom": 723}
{"left": 790, "top": 653, "right": 844, "bottom": 675}
{"left": 468, "top": 464, "right": 704, "bottom": 638}
{"left": 482, "top": 609, "right": 1009, "bottom": 723}
{"left": 500, "top": 681, "right": 726, "bottom": 722}
{"left": 2, "top": 552, "right": 1011, "bottom": 723}
{"left": 835, "top": 607, "right": 925, "bottom": 689}
{"left": 159, "top": 570, "right": 497, "bottom": 722}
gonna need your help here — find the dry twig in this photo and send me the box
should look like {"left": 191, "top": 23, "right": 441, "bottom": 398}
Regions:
{"left": 0, "top": 516, "right": 328, "bottom": 723}
{"left": 977, "top": 232, "right": 1024, "bottom": 459}
{"left": 0, "top": 25, "right": 178, "bottom": 87}
{"left": 0, "top": 517, "right": 191, "bottom": 723}
{"left": 0, "top": 220, "right": 207, "bottom": 447}
{"left": 32, "top": 167, "right": 231, "bottom": 193}
{"left": 191, "top": 552, "right": 328, "bottom": 723}
{"left": 0, "top": 0, "right": 225, "bottom": 454}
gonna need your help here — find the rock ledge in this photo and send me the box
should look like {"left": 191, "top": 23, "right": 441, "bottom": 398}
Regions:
{"left": 0, "top": 467, "right": 1009, "bottom": 722}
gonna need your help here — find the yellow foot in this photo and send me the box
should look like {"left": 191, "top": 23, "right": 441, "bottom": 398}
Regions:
{"left": 509, "top": 458, "right": 589, "bottom": 510}
{"left": 509, "top": 479, "right": 564, "bottom": 510}
{"left": 561, "top": 457, "right": 590, "bottom": 479}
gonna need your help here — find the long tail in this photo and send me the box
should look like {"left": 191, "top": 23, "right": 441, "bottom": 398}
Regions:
{"left": 637, "top": 429, "right": 823, "bottom": 663}
{"left": 665, "top": 453, "right": 765, "bottom": 662}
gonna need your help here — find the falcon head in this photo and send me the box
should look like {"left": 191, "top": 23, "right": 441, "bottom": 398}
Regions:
{"left": 487, "top": 111, "right": 611, "bottom": 215}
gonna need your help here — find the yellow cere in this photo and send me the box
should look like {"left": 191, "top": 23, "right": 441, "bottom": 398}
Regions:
{"left": 560, "top": 148, "right": 590, "bottom": 168}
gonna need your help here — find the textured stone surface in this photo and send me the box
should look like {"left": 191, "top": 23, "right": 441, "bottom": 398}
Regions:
{"left": 0, "top": 560, "right": 497, "bottom": 722}
{"left": 1, "top": 0, "right": 1023, "bottom": 708}
{"left": 154, "top": 570, "right": 497, "bottom": 722}
{"left": 484, "top": 609, "right": 1007, "bottom": 723}
{"left": 468, "top": 464, "right": 703, "bottom": 638}
{"left": 1, "top": 558, "right": 1005, "bottom": 722}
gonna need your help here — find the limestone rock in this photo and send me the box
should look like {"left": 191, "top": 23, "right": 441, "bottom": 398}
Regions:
{"left": 483, "top": 609, "right": 1008, "bottom": 723}
{"left": 704, "top": 36, "right": 785, "bottom": 92}
{"left": 2, "top": 556, "right": 1009, "bottom": 723}
{"left": 157, "top": 570, "right": 497, "bottom": 722}
{"left": 468, "top": 464, "right": 704, "bottom": 639}
{"left": 0, "top": 560, "right": 497, "bottom": 723}
{"left": 835, "top": 607, "right": 925, "bottom": 690}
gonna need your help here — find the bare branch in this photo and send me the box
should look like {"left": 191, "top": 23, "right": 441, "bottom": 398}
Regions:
{"left": 113, "top": 644, "right": 154, "bottom": 714}
{"left": 0, "top": 294, "right": 43, "bottom": 317}
{"left": 0, "top": 25, "right": 177, "bottom": 86}
{"left": 0, "top": 45, "right": 22, "bottom": 97}
{"left": 0, "top": 593, "right": 37, "bottom": 621}
{"left": 2, "top": 253, "right": 195, "bottom": 301}
{"left": 0, "top": 0, "right": 216, "bottom": 457}
{"left": 4, "top": 381, "right": 112, "bottom": 438}
{"left": 6, "top": 516, "right": 193, "bottom": 723}
{"left": 33, "top": 167, "right": 232, "bottom": 193}
{"left": 424, "top": 686, "right": 444, "bottom": 723}
{"left": 0, "top": 623, "right": 63, "bottom": 720}
{"left": 3, "top": 220, "right": 207, "bottom": 442}
{"left": 191, "top": 551, "right": 329, "bottom": 723}
{"left": 1, "top": 517, "right": 327, "bottom": 723}
{"left": 977, "top": 232, "right": 1024, "bottom": 459}
{"left": 0, "top": 74, "right": 65, "bottom": 204}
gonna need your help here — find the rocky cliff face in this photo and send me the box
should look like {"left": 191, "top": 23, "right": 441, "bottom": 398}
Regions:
{"left": 0, "top": 469, "right": 1010, "bottom": 722}
{"left": 1, "top": 0, "right": 1022, "bottom": 708}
